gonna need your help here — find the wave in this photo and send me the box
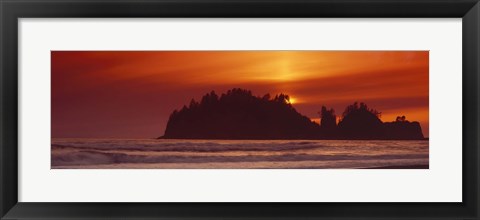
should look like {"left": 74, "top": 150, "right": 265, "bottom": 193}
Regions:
{"left": 51, "top": 141, "right": 326, "bottom": 153}
{"left": 51, "top": 139, "right": 429, "bottom": 168}
{"left": 51, "top": 149, "right": 428, "bottom": 166}
{"left": 51, "top": 139, "right": 428, "bottom": 153}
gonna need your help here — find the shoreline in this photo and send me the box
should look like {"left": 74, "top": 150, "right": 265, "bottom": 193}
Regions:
{"left": 51, "top": 163, "right": 430, "bottom": 169}
{"left": 366, "top": 164, "right": 429, "bottom": 169}
{"left": 158, "top": 136, "right": 429, "bottom": 141}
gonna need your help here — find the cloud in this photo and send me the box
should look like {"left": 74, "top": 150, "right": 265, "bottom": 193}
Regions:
{"left": 51, "top": 51, "right": 429, "bottom": 138}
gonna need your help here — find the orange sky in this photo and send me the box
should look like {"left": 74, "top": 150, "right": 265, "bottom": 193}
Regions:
{"left": 51, "top": 51, "right": 429, "bottom": 138}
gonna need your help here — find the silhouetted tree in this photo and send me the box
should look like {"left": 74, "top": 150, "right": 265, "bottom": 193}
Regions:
{"left": 396, "top": 115, "right": 407, "bottom": 122}
{"left": 262, "top": 93, "right": 271, "bottom": 101}
{"left": 189, "top": 99, "right": 199, "bottom": 109}
{"left": 337, "top": 102, "right": 384, "bottom": 139}
{"left": 319, "top": 106, "right": 337, "bottom": 138}
{"left": 342, "top": 102, "right": 381, "bottom": 119}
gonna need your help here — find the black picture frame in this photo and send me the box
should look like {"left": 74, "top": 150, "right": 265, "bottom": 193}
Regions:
{"left": 1, "top": 0, "right": 479, "bottom": 219}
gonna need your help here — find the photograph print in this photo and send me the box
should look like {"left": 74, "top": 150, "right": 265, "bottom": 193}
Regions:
{"left": 51, "top": 51, "right": 429, "bottom": 169}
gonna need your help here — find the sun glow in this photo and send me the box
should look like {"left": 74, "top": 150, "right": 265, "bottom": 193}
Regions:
{"left": 288, "top": 97, "right": 298, "bottom": 104}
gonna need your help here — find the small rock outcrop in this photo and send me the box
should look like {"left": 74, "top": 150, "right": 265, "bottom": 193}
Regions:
{"left": 384, "top": 116, "right": 424, "bottom": 140}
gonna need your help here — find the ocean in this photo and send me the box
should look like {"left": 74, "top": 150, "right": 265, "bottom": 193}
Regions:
{"left": 51, "top": 138, "right": 429, "bottom": 169}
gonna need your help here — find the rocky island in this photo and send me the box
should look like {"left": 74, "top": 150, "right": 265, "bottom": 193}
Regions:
{"left": 161, "top": 88, "right": 424, "bottom": 140}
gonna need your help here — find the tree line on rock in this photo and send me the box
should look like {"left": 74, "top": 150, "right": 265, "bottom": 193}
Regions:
{"left": 161, "top": 88, "right": 425, "bottom": 140}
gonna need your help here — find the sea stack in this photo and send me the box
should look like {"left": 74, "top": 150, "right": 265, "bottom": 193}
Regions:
{"left": 161, "top": 89, "right": 425, "bottom": 140}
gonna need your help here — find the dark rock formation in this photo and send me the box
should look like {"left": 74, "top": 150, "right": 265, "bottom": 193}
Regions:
{"left": 337, "top": 103, "right": 424, "bottom": 140}
{"left": 161, "top": 89, "right": 425, "bottom": 140}
{"left": 162, "top": 88, "right": 320, "bottom": 139}
{"left": 384, "top": 116, "right": 424, "bottom": 140}
{"left": 319, "top": 106, "right": 338, "bottom": 139}
{"left": 337, "top": 102, "right": 385, "bottom": 139}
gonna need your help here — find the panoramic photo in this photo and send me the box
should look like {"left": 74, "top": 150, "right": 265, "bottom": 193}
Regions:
{"left": 51, "top": 51, "right": 429, "bottom": 169}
